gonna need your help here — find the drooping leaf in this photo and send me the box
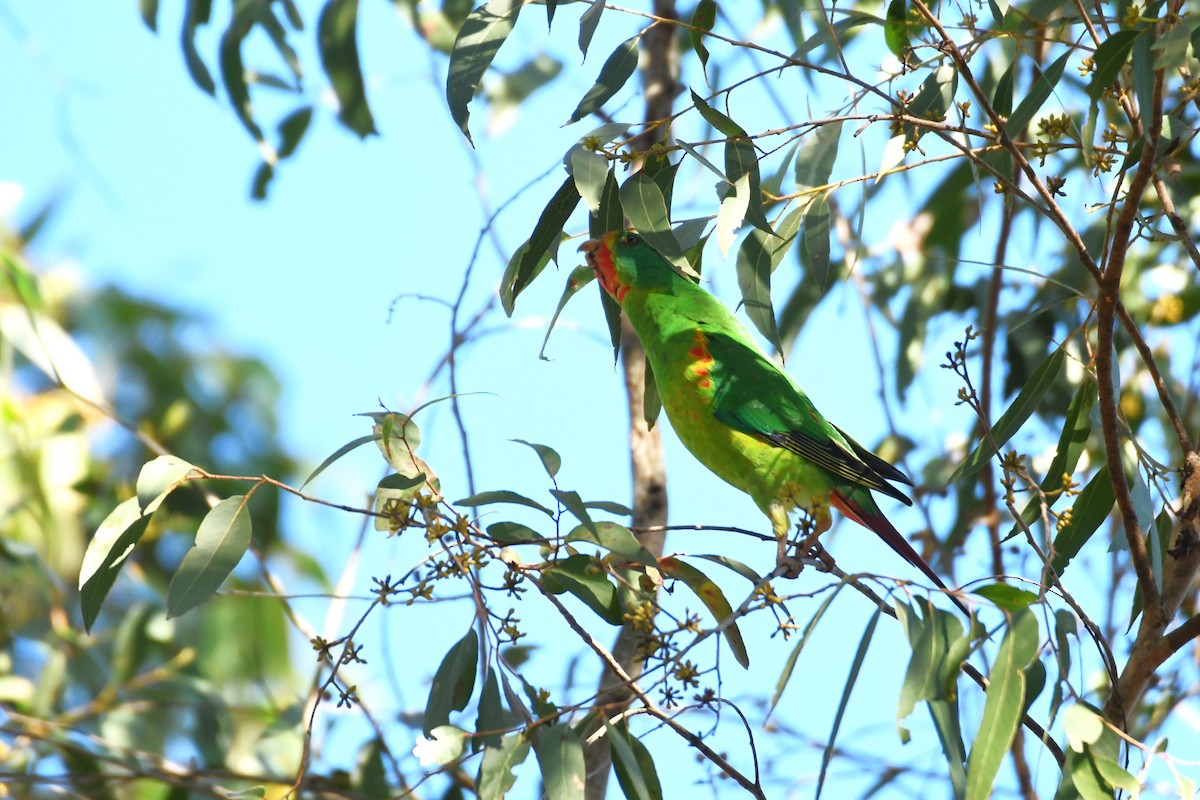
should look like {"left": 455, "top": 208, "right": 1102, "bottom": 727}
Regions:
{"left": 1006, "top": 377, "right": 1096, "bottom": 541}
{"left": 477, "top": 733, "right": 531, "bottom": 800}
{"left": 1006, "top": 51, "right": 1070, "bottom": 137}
{"left": 511, "top": 439, "right": 562, "bottom": 478}
{"left": 690, "top": 90, "right": 773, "bottom": 236}
{"left": 1087, "top": 30, "right": 1141, "bottom": 100}
{"left": 302, "top": 434, "right": 378, "bottom": 488}
{"left": 950, "top": 348, "right": 1066, "bottom": 482}
{"left": 801, "top": 195, "right": 831, "bottom": 288}
{"left": 965, "top": 608, "right": 1039, "bottom": 800}
{"left": 318, "top": 0, "right": 377, "bottom": 137}
{"left": 550, "top": 489, "right": 597, "bottom": 534}
{"left": 424, "top": 628, "right": 480, "bottom": 735}
{"left": 816, "top": 608, "right": 881, "bottom": 800}
{"left": 447, "top": 0, "right": 524, "bottom": 144}
{"left": 541, "top": 555, "right": 623, "bottom": 624}
{"left": 794, "top": 121, "right": 844, "bottom": 192}
{"left": 658, "top": 556, "right": 749, "bottom": 668}
{"left": 568, "top": 36, "right": 639, "bottom": 124}
{"left": 540, "top": 267, "right": 596, "bottom": 359}
{"left": 607, "top": 719, "right": 662, "bottom": 800}
{"left": 577, "top": 0, "right": 605, "bottom": 57}
{"left": 79, "top": 499, "right": 152, "bottom": 631}
{"left": 166, "top": 495, "right": 254, "bottom": 618}
{"left": 569, "top": 147, "right": 609, "bottom": 213}
{"left": 486, "top": 521, "right": 548, "bottom": 544}
{"left": 735, "top": 207, "right": 803, "bottom": 351}
{"left": 1049, "top": 466, "right": 1116, "bottom": 576}
{"left": 475, "top": 668, "right": 509, "bottom": 749}
{"left": 534, "top": 724, "right": 586, "bottom": 800}
{"left": 619, "top": 174, "right": 687, "bottom": 269}
{"left": 456, "top": 490, "right": 554, "bottom": 516}
{"left": 884, "top": 0, "right": 910, "bottom": 62}
{"left": 182, "top": 0, "right": 216, "bottom": 95}
{"left": 504, "top": 177, "right": 580, "bottom": 315}
{"left": 218, "top": 3, "right": 263, "bottom": 141}
{"left": 690, "top": 0, "right": 717, "bottom": 82}
{"left": 140, "top": 0, "right": 160, "bottom": 31}
{"left": 136, "top": 455, "right": 198, "bottom": 515}
{"left": 565, "top": 521, "right": 657, "bottom": 565}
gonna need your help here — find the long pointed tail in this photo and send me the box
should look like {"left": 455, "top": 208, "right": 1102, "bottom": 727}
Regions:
{"left": 831, "top": 488, "right": 970, "bottom": 616}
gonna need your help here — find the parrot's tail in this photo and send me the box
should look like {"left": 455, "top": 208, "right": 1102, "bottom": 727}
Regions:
{"left": 830, "top": 489, "right": 969, "bottom": 616}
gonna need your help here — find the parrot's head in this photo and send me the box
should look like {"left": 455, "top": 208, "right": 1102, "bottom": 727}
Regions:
{"left": 578, "top": 230, "right": 678, "bottom": 304}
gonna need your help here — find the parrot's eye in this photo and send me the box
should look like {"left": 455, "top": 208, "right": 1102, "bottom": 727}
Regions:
{"left": 622, "top": 233, "right": 639, "bottom": 246}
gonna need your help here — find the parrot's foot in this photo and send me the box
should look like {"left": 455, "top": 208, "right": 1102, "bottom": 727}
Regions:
{"left": 774, "top": 528, "right": 826, "bottom": 579}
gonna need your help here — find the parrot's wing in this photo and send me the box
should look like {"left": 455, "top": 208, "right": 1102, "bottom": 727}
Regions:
{"left": 702, "top": 330, "right": 912, "bottom": 506}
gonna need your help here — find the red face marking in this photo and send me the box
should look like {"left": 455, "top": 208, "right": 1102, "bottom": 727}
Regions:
{"left": 582, "top": 233, "right": 628, "bottom": 303}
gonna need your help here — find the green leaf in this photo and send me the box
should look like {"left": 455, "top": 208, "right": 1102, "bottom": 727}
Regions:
{"left": 353, "top": 738, "right": 389, "bottom": 800}
{"left": 735, "top": 207, "right": 804, "bottom": 351}
{"left": 568, "top": 36, "right": 639, "bottom": 124}
{"left": 795, "top": 121, "right": 844, "bottom": 191}
{"left": 909, "top": 64, "right": 958, "bottom": 121}
{"left": 182, "top": 0, "right": 216, "bottom": 95}
{"left": 690, "top": 0, "right": 717, "bottom": 82}
{"left": 374, "top": 472, "right": 429, "bottom": 529}
{"left": 816, "top": 608, "right": 880, "bottom": 800}
{"left": 79, "top": 498, "right": 152, "bottom": 631}
{"left": 140, "top": 0, "right": 159, "bottom": 31}
{"left": 582, "top": 500, "right": 634, "bottom": 516}
{"left": 618, "top": 174, "right": 686, "bottom": 269}
{"left": 511, "top": 438, "right": 562, "bottom": 478}
{"left": 477, "top": 733, "right": 530, "bottom": 800}
{"left": 895, "top": 599, "right": 968, "bottom": 741}
{"left": 486, "top": 521, "right": 548, "bottom": 544}
{"left": 540, "top": 266, "right": 595, "bottom": 359}
{"left": 1087, "top": 30, "right": 1141, "bottom": 100}
{"left": 165, "top": 495, "right": 253, "bottom": 618}
{"left": 643, "top": 359, "right": 662, "bottom": 429}
{"left": 136, "top": 455, "right": 198, "bottom": 514}
{"left": 302, "top": 434, "right": 377, "bottom": 489}
{"left": 801, "top": 195, "right": 831, "bottom": 288}
{"left": 1050, "top": 466, "right": 1116, "bottom": 576}
{"left": 773, "top": 583, "right": 847, "bottom": 712}
{"left": 690, "top": 90, "right": 773, "bottom": 237}
{"left": 219, "top": 3, "right": 263, "bottom": 141}
{"left": 457, "top": 490, "right": 554, "bottom": 516}
{"left": 884, "top": 0, "right": 910, "bottom": 60}
{"left": 535, "top": 724, "right": 586, "bottom": 800}
{"left": 372, "top": 412, "right": 423, "bottom": 476}
{"left": 1006, "top": 377, "right": 1097, "bottom": 541}
{"left": 973, "top": 582, "right": 1038, "bottom": 611}
{"left": 965, "top": 607, "right": 1039, "bottom": 800}
{"left": 1006, "top": 51, "right": 1070, "bottom": 137}
{"left": 569, "top": 148, "right": 609, "bottom": 213}
{"left": 318, "top": 0, "right": 377, "bottom": 137}
{"left": 475, "top": 668, "right": 508, "bottom": 749}
{"left": 565, "top": 521, "right": 656, "bottom": 565}
{"left": 550, "top": 489, "right": 597, "bottom": 533}
{"left": 658, "top": 556, "right": 749, "bottom": 668}
{"left": 542, "top": 554, "right": 623, "bottom": 624}
{"left": 424, "top": 628, "right": 480, "bottom": 735}
{"left": 1063, "top": 703, "right": 1104, "bottom": 752}
{"left": 607, "top": 719, "right": 662, "bottom": 800}
{"left": 950, "top": 347, "right": 1065, "bottom": 482}
{"left": 446, "top": 0, "right": 524, "bottom": 145}
{"left": 577, "top": 0, "right": 604, "bottom": 57}
{"left": 504, "top": 177, "right": 581, "bottom": 315}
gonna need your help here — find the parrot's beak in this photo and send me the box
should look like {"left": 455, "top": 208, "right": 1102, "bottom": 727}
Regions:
{"left": 578, "top": 238, "right": 600, "bottom": 270}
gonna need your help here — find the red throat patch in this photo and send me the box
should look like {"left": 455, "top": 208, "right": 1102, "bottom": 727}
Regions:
{"left": 588, "top": 235, "right": 628, "bottom": 303}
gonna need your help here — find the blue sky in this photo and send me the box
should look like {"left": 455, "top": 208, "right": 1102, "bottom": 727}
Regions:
{"left": 2, "top": 1, "right": 1140, "bottom": 795}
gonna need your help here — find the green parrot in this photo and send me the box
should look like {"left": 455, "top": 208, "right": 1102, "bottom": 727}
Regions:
{"left": 580, "top": 230, "right": 967, "bottom": 614}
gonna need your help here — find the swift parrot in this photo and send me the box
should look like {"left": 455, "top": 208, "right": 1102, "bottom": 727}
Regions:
{"left": 579, "top": 230, "right": 967, "bottom": 615}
